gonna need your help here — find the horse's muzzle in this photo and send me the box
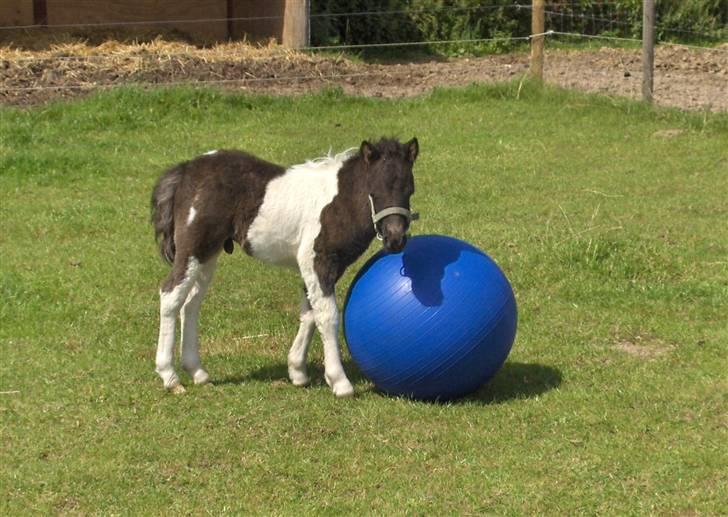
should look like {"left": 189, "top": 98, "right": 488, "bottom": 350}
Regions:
{"left": 383, "top": 232, "right": 408, "bottom": 253}
{"left": 380, "top": 213, "right": 410, "bottom": 253}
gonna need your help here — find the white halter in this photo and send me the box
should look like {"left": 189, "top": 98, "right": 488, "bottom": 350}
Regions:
{"left": 368, "top": 195, "right": 419, "bottom": 241}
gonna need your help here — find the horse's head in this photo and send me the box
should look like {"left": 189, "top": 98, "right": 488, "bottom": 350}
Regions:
{"left": 361, "top": 137, "right": 419, "bottom": 253}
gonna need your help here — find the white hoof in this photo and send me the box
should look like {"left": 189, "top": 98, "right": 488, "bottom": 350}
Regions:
{"left": 170, "top": 384, "right": 187, "bottom": 395}
{"left": 288, "top": 365, "right": 310, "bottom": 387}
{"left": 192, "top": 369, "right": 210, "bottom": 385}
{"left": 326, "top": 373, "right": 354, "bottom": 398}
{"left": 158, "top": 368, "right": 181, "bottom": 391}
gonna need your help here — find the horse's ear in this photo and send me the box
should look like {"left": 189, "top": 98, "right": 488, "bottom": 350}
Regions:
{"left": 360, "top": 141, "right": 379, "bottom": 164}
{"left": 406, "top": 137, "right": 419, "bottom": 163}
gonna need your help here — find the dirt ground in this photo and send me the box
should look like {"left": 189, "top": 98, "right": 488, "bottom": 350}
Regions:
{"left": 1, "top": 40, "right": 726, "bottom": 111}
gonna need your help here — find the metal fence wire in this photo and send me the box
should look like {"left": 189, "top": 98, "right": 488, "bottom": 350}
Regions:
{"left": 0, "top": 2, "right": 725, "bottom": 105}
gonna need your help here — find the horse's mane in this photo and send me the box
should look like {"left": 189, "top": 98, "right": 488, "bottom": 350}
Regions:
{"left": 288, "top": 148, "right": 358, "bottom": 173}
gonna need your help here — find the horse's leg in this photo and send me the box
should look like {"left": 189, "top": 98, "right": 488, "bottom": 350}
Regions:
{"left": 180, "top": 255, "right": 218, "bottom": 385}
{"left": 287, "top": 289, "right": 315, "bottom": 387}
{"left": 298, "top": 254, "right": 354, "bottom": 397}
{"left": 314, "top": 292, "right": 354, "bottom": 397}
{"left": 156, "top": 254, "right": 202, "bottom": 393}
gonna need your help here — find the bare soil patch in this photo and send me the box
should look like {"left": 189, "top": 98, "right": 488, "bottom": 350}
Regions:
{"left": 614, "top": 335, "right": 674, "bottom": 359}
{"left": 1, "top": 40, "right": 726, "bottom": 111}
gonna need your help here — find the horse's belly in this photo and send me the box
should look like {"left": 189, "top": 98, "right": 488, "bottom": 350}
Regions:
{"left": 245, "top": 232, "right": 299, "bottom": 268}
{"left": 245, "top": 206, "right": 305, "bottom": 268}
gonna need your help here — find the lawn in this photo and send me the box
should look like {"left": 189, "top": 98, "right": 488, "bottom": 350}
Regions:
{"left": 1, "top": 83, "right": 726, "bottom": 514}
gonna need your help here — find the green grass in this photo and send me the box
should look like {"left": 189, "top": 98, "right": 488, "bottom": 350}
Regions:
{"left": 1, "top": 83, "right": 727, "bottom": 515}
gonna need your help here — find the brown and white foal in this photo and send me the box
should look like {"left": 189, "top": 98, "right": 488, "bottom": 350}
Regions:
{"left": 151, "top": 138, "right": 418, "bottom": 396}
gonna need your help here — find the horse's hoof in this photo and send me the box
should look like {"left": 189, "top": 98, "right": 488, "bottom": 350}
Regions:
{"left": 333, "top": 383, "right": 355, "bottom": 398}
{"left": 158, "top": 368, "right": 182, "bottom": 391}
{"left": 169, "top": 384, "right": 187, "bottom": 395}
{"left": 291, "top": 376, "right": 310, "bottom": 387}
{"left": 192, "top": 370, "right": 210, "bottom": 385}
{"left": 288, "top": 366, "right": 310, "bottom": 387}
{"left": 326, "top": 374, "right": 354, "bottom": 398}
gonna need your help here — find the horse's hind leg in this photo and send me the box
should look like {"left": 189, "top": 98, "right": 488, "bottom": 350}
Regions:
{"left": 180, "top": 254, "right": 218, "bottom": 385}
{"left": 288, "top": 289, "right": 316, "bottom": 387}
{"left": 156, "top": 254, "right": 202, "bottom": 393}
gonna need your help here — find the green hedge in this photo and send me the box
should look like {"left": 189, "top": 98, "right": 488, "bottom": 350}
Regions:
{"left": 310, "top": 0, "right": 728, "bottom": 50}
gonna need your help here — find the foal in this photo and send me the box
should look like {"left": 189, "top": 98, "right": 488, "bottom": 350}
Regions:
{"left": 151, "top": 138, "right": 419, "bottom": 396}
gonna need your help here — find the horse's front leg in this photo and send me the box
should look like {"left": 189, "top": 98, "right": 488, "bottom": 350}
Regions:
{"left": 287, "top": 289, "right": 315, "bottom": 387}
{"left": 314, "top": 294, "right": 353, "bottom": 397}
{"left": 298, "top": 255, "right": 354, "bottom": 398}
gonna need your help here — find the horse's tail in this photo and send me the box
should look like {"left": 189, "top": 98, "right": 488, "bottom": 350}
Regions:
{"left": 151, "top": 165, "right": 184, "bottom": 264}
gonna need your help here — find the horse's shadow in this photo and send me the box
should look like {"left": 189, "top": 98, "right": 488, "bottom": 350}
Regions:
{"left": 215, "top": 360, "right": 562, "bottom": 405}
{"left": 213, "top": 359, "right": 368, "bottom": 388}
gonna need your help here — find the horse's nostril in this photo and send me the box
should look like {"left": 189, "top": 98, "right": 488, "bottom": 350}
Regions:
{"left": 386, "top": 237, "right": 406, "bottom": 253}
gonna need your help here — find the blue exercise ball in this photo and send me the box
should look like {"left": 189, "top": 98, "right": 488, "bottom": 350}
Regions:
{"left": 343, "top": 235, "right": 517, "bottom": 401}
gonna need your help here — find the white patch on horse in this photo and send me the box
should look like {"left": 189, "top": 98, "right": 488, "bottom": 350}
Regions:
{"left": 245, "top": 149, "right": 357, "bottom": 397}
{"left": 245, "top": 149, "right": 355, "bottom": 268}
{"left": 186, "top": 206, "right": 197, "bottom": 226}
{"left": 203, "top": 150, "right": 218, "bottom": 155}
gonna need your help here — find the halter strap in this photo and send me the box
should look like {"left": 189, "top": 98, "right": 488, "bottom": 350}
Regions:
{"left": 368, "top": 195, "right": 420, "bottom": 241}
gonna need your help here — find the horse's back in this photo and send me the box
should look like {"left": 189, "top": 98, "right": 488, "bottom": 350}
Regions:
{"left": 170, "top": 150, "right": 286, "bottom": 262}
{"left": 177, "top": 150, "right": 284, "bottom": 200}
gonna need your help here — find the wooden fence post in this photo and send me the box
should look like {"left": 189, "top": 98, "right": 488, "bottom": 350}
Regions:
{"left": 283, "top": 0, "right": 310, "bottom": 49}
{"left": 226, "top": 0, "right": 234, "bottom": 40}
{"left": 642, "top": 0, "right": 655, "bottom": 102}
{"left": 33, "top": 0, "right": 48, "bottom": 26}
{"left": 530, "top": 0, "right": 545, "bottom": 81}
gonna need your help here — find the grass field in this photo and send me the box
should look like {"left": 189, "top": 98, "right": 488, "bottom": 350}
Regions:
{"left": 1, "top": 83, "right": 727, "bottom": 515}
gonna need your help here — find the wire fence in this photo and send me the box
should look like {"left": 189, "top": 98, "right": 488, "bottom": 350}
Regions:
{"left": 0, "top": 2, "right": 726, "bottom": 109}
{"left": 0, "top": 3, "right": 631, "bottom": 31}
{"left": 1, "top": 2, "right": 725, "bottom": 41}
{"left": 543, "top": 8, "right": 728, "bottom": 40}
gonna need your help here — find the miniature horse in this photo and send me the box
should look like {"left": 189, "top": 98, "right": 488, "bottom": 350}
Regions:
{"left": 151, "top": 138, "right": 418, "bottom": 396}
